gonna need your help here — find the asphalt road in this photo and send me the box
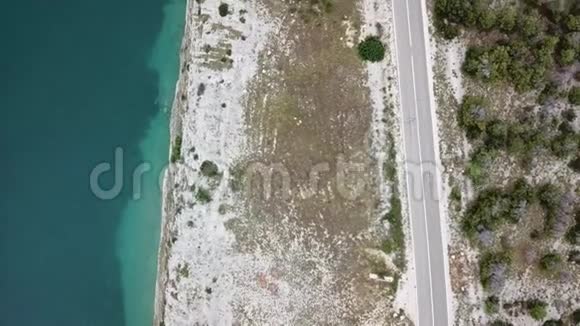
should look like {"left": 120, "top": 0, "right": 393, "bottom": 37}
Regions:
{"left": 390, "top": 0, "right": 450, "bottom": 325}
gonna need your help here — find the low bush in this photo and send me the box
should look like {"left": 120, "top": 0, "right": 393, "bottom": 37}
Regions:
{"left": 484, "top": 295, "right": 500, "bottom": 314}
{"left": 461, "top": 179, "right": 534, "bottom": 238}
{"left": 357, "top": 36, "right": 385, "bottom": 62}
{"left": 539, "top": 253, "right": 562, "bottom": 271}
{"left": 527, "top": 299, "right": 548, "bottom": 321}
{"left": 218, "top": 3, "right": 229, "bottom": 17}
{"left": 200, "top": 160, "right": 219, "bottom": 177}
{"left": 170, "top": 136, "right": 183, "bottom": 163}
{"left": 569, "top": 87, "right": 580, "bottom": 105}
{"left": 569, "top": 250, "right": 580, "bottom": 264}
{"left": 490, "top": 321, "right": 513, "bottom": 326}
{"left": 542, "top": 319, "right": 563, "bottom": 326}
{"left": 458, "top": 96, "right": 489, "bottom": 138}
{"left": 196, "top": 187, "right": 212, "bottom": 203}
{"left": 479, "top": 251, "right": 511, "bottom": 292}
{"left": 381, "top": 195, "right": 405, "bottom": 270}
{"left": 573, "top": 308, "right": 580, "bottom": 323}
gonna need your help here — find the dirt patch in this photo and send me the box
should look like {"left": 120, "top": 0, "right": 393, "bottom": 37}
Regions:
{"left": 227, "top": 0, "right": 399, "bottom": 323}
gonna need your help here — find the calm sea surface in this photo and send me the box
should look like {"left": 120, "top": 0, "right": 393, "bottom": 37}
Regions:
{"left": 0, "top": 1, "right": 185, "bottom": 325}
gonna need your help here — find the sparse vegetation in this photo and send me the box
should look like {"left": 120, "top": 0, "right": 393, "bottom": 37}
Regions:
{"left": 218, "top": 3, "right": 229, "bottom": 17}
{"left": 436, "top": 0, "right": 578, "bottom": 95}
{"left": 527, "top": 299, "right": 548, "bottom": 321}
{"left": 573, "top": 308, "right": 580, "bottom": 323}
{"left": 200, "top": 160, "right": 219, "bottom": 177}
{"left": 566, "top": 215, "right": 580, "bottom": 244}
{"left": 569, "top": 87, "right": 580, "bottom": 105}
{"left": 484, "top": 295, "right": 500, "bottom": 314}
{"left": 436, "top": 0, "right": 580, "bottom": 323}
{"left": 381, "top": 196, "right": 404, "bottom": 268}
{"left": 479, "top": 251, "right": 511, "bottom": 293}
{"left": 461, "top": 180, "right": 534, "bottom": 240}
{"left": 177, "top": 263, "right": 190, "bottom": 278}
{"left": 196, "top": 187, "right": 212, "bottom": 203}
{"left": 450, "top": 185, "right": 462, "bottom": 203}
{"left": 539, "top": 253, "right": 562, "bottom": 271}
{"left": 357, "top": 36, "right": 385, "bottom": 62}
{"left": 170, "top": 136, "right": 183, "bottom": 163}
{"left": 381, "top": 132, "right": 405, "bottom": 271}
{"left": 229, "top": 164, "right": 246, "bottom": 192}
{"left": 490, "top": 321, "right": 513, "bottom": 326}
{"left": 289, "top": 0, "right": 334, "bottom": 22}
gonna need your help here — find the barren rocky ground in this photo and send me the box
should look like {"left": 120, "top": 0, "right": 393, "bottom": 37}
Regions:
{"left": 154, "top": 0, "right": 416, "bottom": 325}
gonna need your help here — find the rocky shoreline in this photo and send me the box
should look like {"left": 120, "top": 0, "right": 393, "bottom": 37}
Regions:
{"left": 152, "top": 1, "right": 192, "bottom": 324}
{"left": 150, "top": 0, "right": 417, "bottom": 323}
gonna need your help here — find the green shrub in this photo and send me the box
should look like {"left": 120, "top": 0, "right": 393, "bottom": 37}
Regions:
{"left": 485, "top": 120, "right": 509, "bottom": 149}
{"left": 465, "top": 147, "right": 497, "bottom": 185}
{"left": 458, "top": 96, "right": 489, "bottom": 137}
{"left": 569, "top": 87, "right": 580, "bottom": 105}
{"left": 538, "top": 82, "right": 558, "bottom": 104}
{"left": 462, "top": 179, "right": 536, "bottom": 238}
{"left": 478, "top": 9, "right": 497, "bottom": 30}
{"left": 573, "top": 308, "right": 580, "bottom": 323}
{"left": 196, "top": 187, "right": 212, "bottom": 203}
{"left": 170, "top": 136, "right": 183, "bottom": 163}
{"left": 463, "top": 46, "right": 511, "bottom": 83}
{"left": 381, "top": 194, "right": 405, "bottom": 270}
{"left": 559, "top": 48, "right": 577, "bottom": 66}
{"left": 527, "top": 299, "right": 548, "bottom": 321}
{"left": 479, "top": 251, "right": 511, "bottom": 291}
{"left": 435, "top": 19, "right": 461, "bottom": 39}
{"left": 434, "top": 0, "right": 480, "bottom": 30}
{"left": 200, "top": 160, "right": 219, "bottom": 177}
{"left": 450, "top": 185, "right": 462, "bottom": 202}
{"left": 490, "top": 321, "right": 513, "bottom": 326}
{"left": 357, "top": 36, "right": 385, "bottom": 62}
{"left": 550, "top": 133, "right": 578, "bottom": 158}
{"left": 564, "top": 15, "right": 580, "bottom": 31}
{"left": 484, "top": 295, "right": 500, "bottom": 314}
{"left": 539, "top": 253, "right": 562, "bottom": 271}
{"left": 542, "top": 319, "right": 563, "bottom": 326}
{"left": 562, "top": 109, "right": 576, "bottom": 122}
{"left": 518, "top": 11, "right": 544, "bottom": 38}
{"left": 498, "top": 7, "right": 517, "bottom": 33}
{"left": 218, "top": 3, "right": 229, "bottom": 17}
{"left": 569, "top": 155, "right": 580, "bottom": 173}
{"left": 538, "top": 183, "right": 560, "bottom": 212}
{"left": 566, "top": 223, "right": 580, "bottom": 244}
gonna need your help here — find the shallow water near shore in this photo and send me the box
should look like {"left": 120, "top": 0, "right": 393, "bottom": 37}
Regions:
{"left": 0, "top": 0, "right": 185, "bottom": 325}
{"left": 117, "top": 1, "right": 186, "bottom": 325}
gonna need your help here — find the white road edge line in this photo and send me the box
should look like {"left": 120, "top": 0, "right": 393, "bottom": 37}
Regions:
{"left": 417, "top": 0, "right": 453, "bottom": 321}
{"left": 389, "top": 2, "right": 421, "bottom": 326}
{"left": 410, "top": 53, "right": 436, "bottom": 326}
{"left": 405, "top": 0, "right": 436, "bottom": 324}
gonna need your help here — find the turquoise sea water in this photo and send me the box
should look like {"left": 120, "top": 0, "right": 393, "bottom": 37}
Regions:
{"left": 0, "top": 0, "right": 185, "bottom": 325}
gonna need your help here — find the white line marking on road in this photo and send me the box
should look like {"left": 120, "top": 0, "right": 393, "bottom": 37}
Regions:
{"left": 390, "top": 3, "right": 421, "bottom": 325}
{"left": 418, "top": 0, "right": 452, "bottom": 321}
{"left": 410, "top": 44, "right": 436, "bottom": 326}
{"left": 405, "top": 0, "right": 413, "bottom": 48}
{"left": 404, "top": 0, "right": 436, "bottom": 323}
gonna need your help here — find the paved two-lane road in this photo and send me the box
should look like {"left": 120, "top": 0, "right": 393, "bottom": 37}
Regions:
{"left": 391, "top": 0, "right": 450, "bottom": 325}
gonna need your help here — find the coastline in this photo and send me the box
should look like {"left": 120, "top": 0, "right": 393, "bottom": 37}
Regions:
{"left": 152, "top": 0, "right": 191, "bottom": 324}
{"left": 151, "top": 0, "right": 417, "bottom": 323}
